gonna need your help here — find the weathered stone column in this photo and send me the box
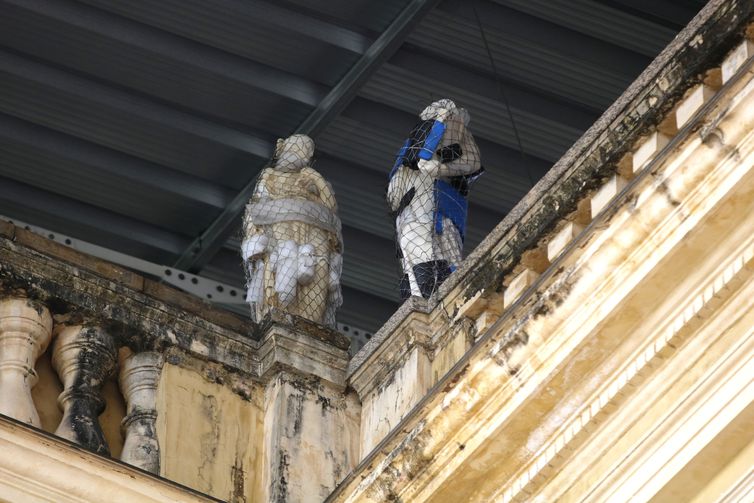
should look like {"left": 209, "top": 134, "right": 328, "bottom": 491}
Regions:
{"left": 0, "top": 298, "right": 52, "bottom": 426}
{"left": 52, "top": 324, "right": 117, "bottom": 455}
{"left": 258, "top": 314, "right": 360, "bottom": 503}
{"left": 119, "top": 350, "right": 163, "bottom": 474}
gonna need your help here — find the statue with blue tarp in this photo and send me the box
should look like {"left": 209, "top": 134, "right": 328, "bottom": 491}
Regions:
{"left": 387, "top": 99, "right": 483, "bottom": 299}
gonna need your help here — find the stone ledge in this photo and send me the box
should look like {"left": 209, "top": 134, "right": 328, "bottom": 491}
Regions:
{"left": 256, "top": 309, "right": 350, "bottom": 351}
{"left": 0, "top": 414, "right": 220, "bottom": 502}
{"left": 0, "top": 220, "right": 15, "bottom": 240}
{"left": 2, "top": 221, "right": 248, "bottom": 336}
{"left": 348, "top": 310, "right": 433, "bottom": 398}
{"left": 257, "top": 318, "right": 350, "bottom": 387}
{"left": 0, "top": 233, "right": 349, "bottom": 385}
{"left": 347, "top": 296, "right": 429, "bottom": 376}
{"left": 15, "top": 227, "right": 144, "bottom": 291}
{"left": 143, "top": 278, "right": 248, "bottom": 335}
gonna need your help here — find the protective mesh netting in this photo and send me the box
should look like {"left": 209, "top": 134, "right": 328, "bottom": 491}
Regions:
{"left": 387, "top": 99, "right": 483, "bottom": 300}
{"left": 241, "top": 134, "right": 343, "bottom": 327}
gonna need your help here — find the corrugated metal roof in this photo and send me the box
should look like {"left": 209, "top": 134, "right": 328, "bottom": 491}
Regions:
{"left": 408, "top": 7, "right": 645, "bottom": 110}
{"left": 0, "top": 0, "right": 705, "bottom": 336}
{"left": 495, "top": 0, "right": 677, "bottom": 56}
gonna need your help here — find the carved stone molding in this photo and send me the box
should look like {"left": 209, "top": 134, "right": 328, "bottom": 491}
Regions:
{"left": 0, "top": 298, "right": 52, "bottom": 426}
{"left": 119, "top": 350, "right": 163, "bottom": 474}
{"left": 52, "top": 325, "right": 117, "bottom": 455}
{"left": 255, "top": 309, "right": 350, "bottom": 388}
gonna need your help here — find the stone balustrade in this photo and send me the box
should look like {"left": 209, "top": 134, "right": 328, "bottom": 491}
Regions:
{"left": 0, "top": 304, "right": 161, "bottom": 465}
{"left": 0, "top": 220, "right": 357, "bottom": 502}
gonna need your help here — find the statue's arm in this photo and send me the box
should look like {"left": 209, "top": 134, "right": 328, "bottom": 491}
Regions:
{"left": 435, "top": 120, "right": 481, "bottom": 177}
{"left": 242, "top": 170, "right": 272, "bottom": 261}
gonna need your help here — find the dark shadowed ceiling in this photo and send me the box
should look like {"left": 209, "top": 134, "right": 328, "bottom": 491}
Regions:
{"left": 0, "top": 0, "right": 705, "bottom": 342}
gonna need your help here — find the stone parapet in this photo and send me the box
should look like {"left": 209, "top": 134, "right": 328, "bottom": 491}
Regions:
{"left": 0, "top": 223, "right": 349, "bottom": 386}
{"left": 344, "top": 0, "right": 754, "bottom": 468}
{"left": 330, "top": 19, "right": 754, "bottom": 502}
{"left": 0, "top": 213, "right": 355, "bottom": 501}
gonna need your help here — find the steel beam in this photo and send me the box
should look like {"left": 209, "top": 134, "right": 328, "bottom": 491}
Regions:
{"left": 174, "top": 0, "right": 442, "bottom": 271}
{"left": 78, "top": 0, "right": 370, "bottom": 55}
{"left": 294, "top": 0, "right": 443, "bottom": 138}
{"left": 197, "top": 0, "right": 370, "bottom": 54}
{"left": 463, "top": 1, "right": 651, "bottom": 74}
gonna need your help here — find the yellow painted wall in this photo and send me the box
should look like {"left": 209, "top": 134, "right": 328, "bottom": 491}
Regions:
{"left": 156, "top": 362, "right": 264, "bottom": 503}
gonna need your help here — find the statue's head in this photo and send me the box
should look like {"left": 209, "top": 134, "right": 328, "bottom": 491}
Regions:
{"left": 273, "top": 134, "right": 315, "bottom": 172}
{"left": 420, "top": 98, "right": 470, "bottom": 126}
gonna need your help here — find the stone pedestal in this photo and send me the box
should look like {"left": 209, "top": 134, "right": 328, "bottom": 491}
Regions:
{"left": 262, "top": 372, "right": 360, "bottom": 503}
{"left": 0, "top": 298, "right": 52, "bottom": 426}
{"left": 119, "top": 350, "right": 163, "bottom": 474}
{"left": 258, "top": 319, "right": 359, "bottom": 503}
{"left": 52, "top": 325, "right": 117, "bottom": 455}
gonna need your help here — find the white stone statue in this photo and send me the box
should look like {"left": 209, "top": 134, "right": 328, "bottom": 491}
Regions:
{"left": 387, "top": 99, "right": 483, "bottom": 299}
{"left": 241, "top": 134, "right": 343, "bottom": 327}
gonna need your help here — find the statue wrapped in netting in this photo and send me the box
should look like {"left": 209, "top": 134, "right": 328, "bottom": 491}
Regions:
{"left": 241, "top": 134, "right": 343, "bottom": 327}
{"left": 387, "top": 99, "right": 483, "bottom": 300}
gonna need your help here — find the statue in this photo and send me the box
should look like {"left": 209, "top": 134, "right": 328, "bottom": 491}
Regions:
{"left": 241, "top": 134, "right": 343, "bottom": 327}
{"left": 387, "top": 99, "right": 483, "bottom": 299}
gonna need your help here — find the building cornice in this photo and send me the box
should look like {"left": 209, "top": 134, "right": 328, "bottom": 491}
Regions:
{"left": 0, "top": 224, "right": 350, "bottom": 388}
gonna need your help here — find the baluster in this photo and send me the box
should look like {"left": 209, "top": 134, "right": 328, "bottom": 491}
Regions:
{"left": 0, "top": 298, "right": 52, "bottom": 426}
{"left": 52, "top": 324, "right": 116, "bottom": 455}
{"left": 119, "top": 350, "right": 163, "bottom": 473}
